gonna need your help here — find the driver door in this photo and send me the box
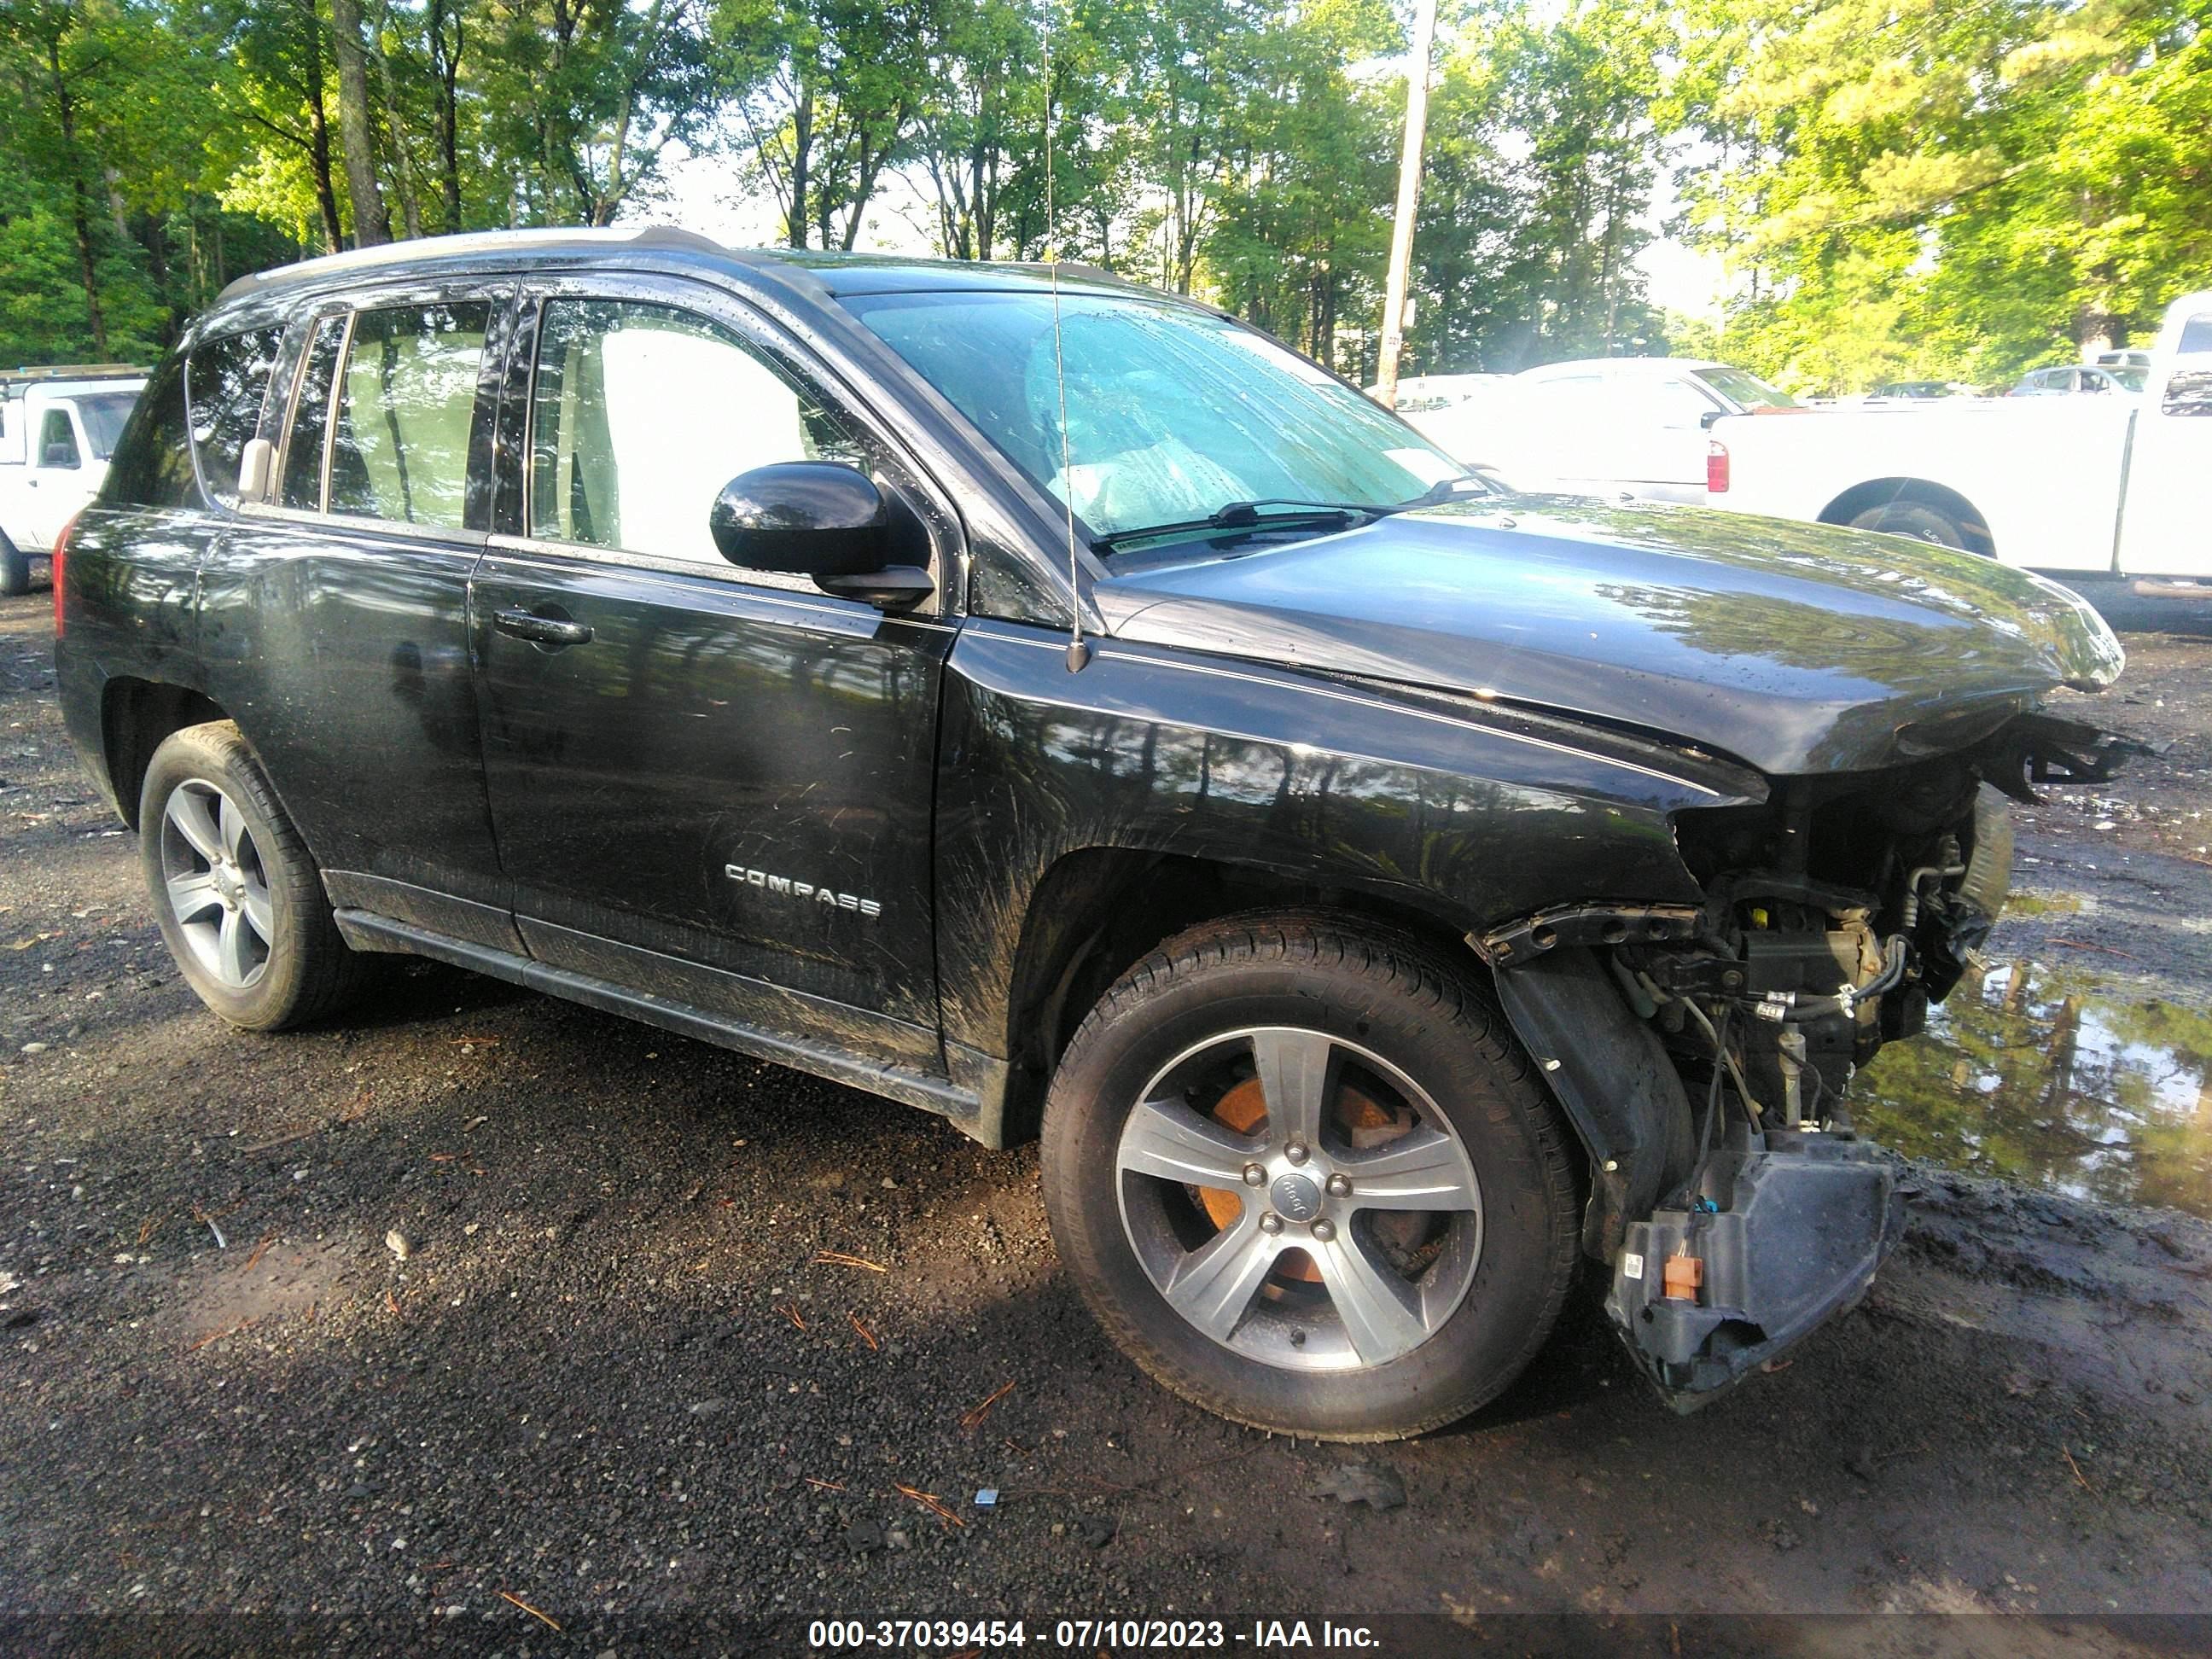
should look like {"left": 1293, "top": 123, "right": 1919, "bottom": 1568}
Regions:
{"left": 25, "top": 405, "right": 84, "bottom": 547}
{"left": 469, "top": 274, "right": 958, "bottom": 1070}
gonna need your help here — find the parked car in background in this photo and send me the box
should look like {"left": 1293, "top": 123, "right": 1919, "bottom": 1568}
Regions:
{"left": 50, "top": 226, "right": 2136, "bottom": 1440}
{"left": 1709, "top": 288, "right": 2212, "bottom": 604}
{"left": 2010, "top": 363, "right": 2146, "bottom": 397}
{"left": 1417, "top": 356, "right": 1802, "bottom": 504}
{"left": 0, "top": 365, "right": 148, "bottom": 596}
{"left": 2093, "top": 349, "right": 2153, "bottom": 374}
{"left": 1867, "top": 380, "right": 1976, "bottom": 401}
{"left": 1368, "top": 371, "right": 1504, "bottom": 415}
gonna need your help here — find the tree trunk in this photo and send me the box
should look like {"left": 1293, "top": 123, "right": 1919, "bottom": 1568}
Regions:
{"left": 303, "top": 1, "right": 347, "bottom": 253}
{"left": 372, "top": 21, "right": 426, "bottom": 239}
{"left": 788, "top": 90, "right": 814, "bottom": 248}
{"left": 44, "top": 37, "right": 109, "bottom": 358}
{"left": 430, "top": 0, "right": 463, "bottom": 232}
{"left": 327, "top": 0, "right": 393, "bottom": 245}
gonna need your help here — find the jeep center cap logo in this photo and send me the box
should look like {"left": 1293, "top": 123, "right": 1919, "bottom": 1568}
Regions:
{"left": 1271, "top": 1172, "right": 1322, "bottom": 1224}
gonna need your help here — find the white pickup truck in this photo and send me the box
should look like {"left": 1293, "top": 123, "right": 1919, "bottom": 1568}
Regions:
{"left": 0, "top": 366, "right": 148, "bottom": 596}
{"left": 1704, "top": 291, "right": 2211, "bottom": 597}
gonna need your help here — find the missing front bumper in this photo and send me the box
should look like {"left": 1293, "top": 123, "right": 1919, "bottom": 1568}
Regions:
{"left": 1605, "top": 1136, "right": 1906, "bottom": 1411}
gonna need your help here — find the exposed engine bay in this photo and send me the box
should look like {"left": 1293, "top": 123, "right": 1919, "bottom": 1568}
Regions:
{"left": 1478, "top": 713, "right": 2143, "bottom": 1407}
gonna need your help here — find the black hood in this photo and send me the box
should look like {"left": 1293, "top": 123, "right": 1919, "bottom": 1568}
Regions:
{"left": 1091, "top": 498, "right": 2126, "bottom": 776}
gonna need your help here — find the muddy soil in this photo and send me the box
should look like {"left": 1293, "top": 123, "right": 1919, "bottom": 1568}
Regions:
{"left": 3, "top": 592, "right": 2210, "bottom": 1652}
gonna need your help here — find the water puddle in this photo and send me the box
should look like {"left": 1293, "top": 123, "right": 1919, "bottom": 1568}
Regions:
{"left": 1857, "top": 958, "right": 2212, "bottom": 1221}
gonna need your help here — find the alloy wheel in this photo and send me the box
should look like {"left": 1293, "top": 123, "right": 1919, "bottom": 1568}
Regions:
{"left": 1115, "top": 1027, "right": 1483, "bottom": 1372}
{"left": 159, "top": 779, "right": 274, "bottom": 990}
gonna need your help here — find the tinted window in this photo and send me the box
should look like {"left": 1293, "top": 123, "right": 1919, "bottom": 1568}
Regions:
{"left": 187, "top": 328, "right": 284, "bottom": 504}
{"left": 1692, "top": 364, "right": 1797, "bottom": 410}
{"left": 98, "top": 357, "right": 196, "bottom": 509}
{"left": 328, "top": 302, "right": 488, "bottom": 529}
{"left": 282, "top": 317, "right": 347, "bottom": 509}
{"left": 39, "top": 409, "right": 80, "bottom": 468}
{"left": 528, "top": 299, "right": 862, "bottom": 563}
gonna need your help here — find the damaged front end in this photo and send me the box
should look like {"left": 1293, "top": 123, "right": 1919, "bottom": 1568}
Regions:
{"left": 1481, "top": 713, "right": 2143, "bottom": 1410}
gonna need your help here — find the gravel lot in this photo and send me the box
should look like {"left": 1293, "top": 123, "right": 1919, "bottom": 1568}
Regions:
{"left": 3, "top": 589, "right": 2211, "bottom": 1654}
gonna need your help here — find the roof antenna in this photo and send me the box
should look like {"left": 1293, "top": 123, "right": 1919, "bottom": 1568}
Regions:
{"left": 1043, "top": 2, "right": 1091, "bottom": 673}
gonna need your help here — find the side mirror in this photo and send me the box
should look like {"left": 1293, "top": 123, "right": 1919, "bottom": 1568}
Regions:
{"left": 1698, "top": 408, "right": 1725, "bottom": 429}
{"left": 237, "top": 436, "right": 276, "bottom": 503}
{"left": 708, "top": 461, "right": 933, "bottom": 608}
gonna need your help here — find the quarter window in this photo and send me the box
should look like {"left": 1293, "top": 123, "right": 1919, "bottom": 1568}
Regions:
{"left": 527, "top": 298, "right": 864, "bottom": 564}
{"left": 187, "top": 327, "right": 286, "bottom": 504}
{"left": 328, "top": 303, "right": 489, "bottom": 528}
{"left": 98, "top": 358, "right": 195, "bottom": 509}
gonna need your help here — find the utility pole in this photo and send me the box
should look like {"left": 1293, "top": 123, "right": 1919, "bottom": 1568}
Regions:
{"left": 1374, "top": 0, "right": 1437, "bottom": 407}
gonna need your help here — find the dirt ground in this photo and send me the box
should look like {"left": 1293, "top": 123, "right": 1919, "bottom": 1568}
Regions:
{"left": 3, "top": 589, "right": 2210, "bottom": 1655}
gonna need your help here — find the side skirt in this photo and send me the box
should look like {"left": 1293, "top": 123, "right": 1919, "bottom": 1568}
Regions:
{"left": 333, "top": 909, "right": 1006, "bottom": 1144}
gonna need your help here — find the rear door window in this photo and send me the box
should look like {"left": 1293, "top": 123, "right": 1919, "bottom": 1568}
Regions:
{"left": 282, "top": 317, "right": 347, "bottom": 511}
{"left": 328, "top": 303, "right": 490, "bottom": 529}
{"left": 187, "top": 327, "right": 286, "bottom": 504}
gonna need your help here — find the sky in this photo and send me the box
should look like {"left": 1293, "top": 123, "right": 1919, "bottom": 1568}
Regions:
{"left": 659, "top": 142, "right": 1728, "bottom": 325}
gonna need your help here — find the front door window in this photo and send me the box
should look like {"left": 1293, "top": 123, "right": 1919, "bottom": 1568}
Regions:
{"left": 526, "top": 299, "right": 864, "bottom": 565}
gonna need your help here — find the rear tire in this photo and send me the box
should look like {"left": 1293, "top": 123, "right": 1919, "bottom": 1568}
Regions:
{"left": 1040, "top": 912, "right": 1580, "bottom": 1441}
{"left": 0, "top": 530, "right": 29, "bottom": 598}
{"left": 139, "top": 720, "right": 375, "bottom": 1030}
{"left": 1848, "top": 500, "right": 1974, "bottom": 551}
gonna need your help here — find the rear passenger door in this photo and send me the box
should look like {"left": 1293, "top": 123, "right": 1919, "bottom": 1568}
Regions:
{"left": 201, "top": 282, "right": 519, "bottom": 949}
{"left": 469, "top": 273, "right": 957, "bottom": 1071}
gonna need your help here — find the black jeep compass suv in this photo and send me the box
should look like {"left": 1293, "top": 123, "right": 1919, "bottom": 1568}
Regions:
{"left": 55, "top": 227, "right": 2131, "bottom": 1438}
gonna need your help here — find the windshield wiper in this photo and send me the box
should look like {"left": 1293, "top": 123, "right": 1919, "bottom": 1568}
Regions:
{"left": 1094, "top": 475, "right": 1484, "bottom": 552}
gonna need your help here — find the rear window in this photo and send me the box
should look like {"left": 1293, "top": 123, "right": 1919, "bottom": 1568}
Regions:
{"left": 188, "top": 327, "right": 285, "bottom": 504}
{"left": 97, "top": 358, "right": 195, "bottom": 509}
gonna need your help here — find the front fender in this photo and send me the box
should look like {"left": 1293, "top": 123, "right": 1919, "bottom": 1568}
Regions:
{"left": 934, "top": 620, "right": 1754, "bottom": 1065}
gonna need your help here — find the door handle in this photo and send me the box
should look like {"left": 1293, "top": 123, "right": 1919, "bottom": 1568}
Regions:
{"left": 492, "top": 607, "right": 593, "bottom": 647}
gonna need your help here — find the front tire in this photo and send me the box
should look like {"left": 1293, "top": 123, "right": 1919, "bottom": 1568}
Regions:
{"left": 1040, "top": 914, "right": 1580, "bottom": 1441}
{"left": 139, "top": 720, "right": 374, "bottom": 1030}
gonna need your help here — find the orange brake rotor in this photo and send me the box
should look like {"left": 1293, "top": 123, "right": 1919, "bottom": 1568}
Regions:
{"left": 1195, "top": 1075, "right": 1401, "bottom": 1282}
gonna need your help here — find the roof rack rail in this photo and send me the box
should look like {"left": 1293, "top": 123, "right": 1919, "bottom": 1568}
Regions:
{"left": 2, "top": 363, "right": 148, "bottom": 390}
{"left": 214, "top": 224, "right": 729, "bottom": 306}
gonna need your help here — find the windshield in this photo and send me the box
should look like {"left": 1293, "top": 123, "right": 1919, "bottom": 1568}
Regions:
{"left": 1693, "top": 364, "right": 1798, "bottom": 411}
{"left": 76, "top": 391, "right": 141, "bottom": 459}
{"left": 2109, "top": 366, "right": 2148, "bottom": 393}
{"left": 844, "top": 288, "right": 1464, "bottom": 544}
